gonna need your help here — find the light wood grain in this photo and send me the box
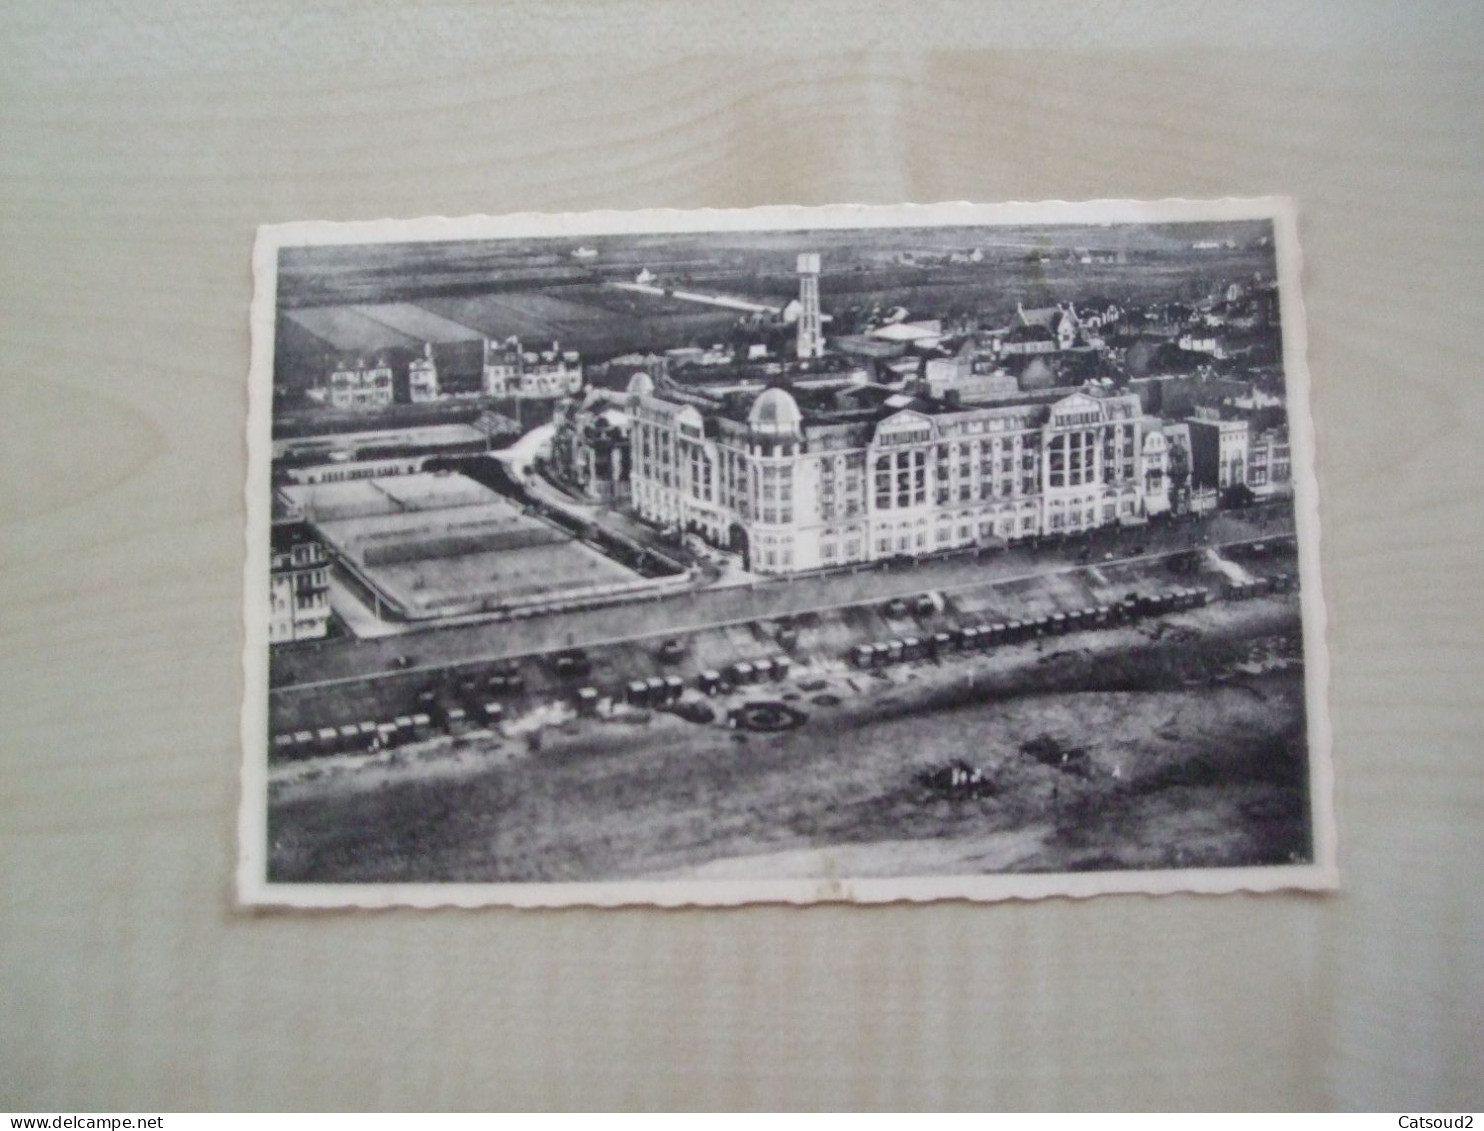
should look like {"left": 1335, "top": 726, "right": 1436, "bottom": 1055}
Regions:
{"left": 2, "top": 0, "right": 1481, "bottom": 1112}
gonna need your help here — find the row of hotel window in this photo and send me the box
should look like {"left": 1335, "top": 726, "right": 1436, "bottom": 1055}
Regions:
{"left": 755, "top": 512, "right": 1042, "bottom": 570}
{"left": 270, "top": 588, "right": 328, "bottom": 614}
{"left": 659, "top": 493, "right": 1141, "bottom": 570}
{"left": 639, "top": 470, "right": 1135, "bottom": 522}
{"left": 641, "top": 433, "right": 1134, "bottom": 492}
{"left": 858, "top": 498, "right": 1137, "bottom": 557}
{"left": 638, "top": 427, "right": 1134, "bottom": 474}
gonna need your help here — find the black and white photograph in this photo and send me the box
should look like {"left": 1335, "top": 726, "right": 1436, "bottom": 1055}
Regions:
{"left": 239, "top": 199, "right": 1335, "bottom": 907}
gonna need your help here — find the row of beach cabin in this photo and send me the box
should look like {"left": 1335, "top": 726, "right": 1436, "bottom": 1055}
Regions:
{"left": 626, "top": 653, "right": 793, "bottom": 705}
{"left": 1227, "top": 573, "right": 1294, "bottom": 599}
{"left": 272, "top": 712, "right": 441, "bottom": 761}
{"left": 272, "top": 672, "right": 524, "bottom": 761}
{"left": 848, "top": 587, "right": 1212, "bottom": 669}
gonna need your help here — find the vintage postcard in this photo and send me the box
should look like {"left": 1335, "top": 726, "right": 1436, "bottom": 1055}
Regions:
{"left": 239, "top": 198, "right": 1336, "bottom": 907}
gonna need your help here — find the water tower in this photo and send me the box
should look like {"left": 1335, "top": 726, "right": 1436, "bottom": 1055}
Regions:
{"left": 795, "top": 252, "right": 823, "bottom": 360}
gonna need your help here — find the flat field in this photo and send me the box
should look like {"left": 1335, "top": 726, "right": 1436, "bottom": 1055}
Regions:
{"left": 708, "top": 248, "right": 1275, "bottom": 325}
{"left": 286, "top": 241, "right": 1273, "bottom": 365}
{"left": 420, "top": 292, "right": 739, "bottom": 358}
{"left": 275, "top": 222, "right": 1279, "bottom": 363}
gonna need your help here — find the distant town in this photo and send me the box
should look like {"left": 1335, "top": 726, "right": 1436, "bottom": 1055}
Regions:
{"left": 260, "top": 217, "right": 1315, "bottom": 891}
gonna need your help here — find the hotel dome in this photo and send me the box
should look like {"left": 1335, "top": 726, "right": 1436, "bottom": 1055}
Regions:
{"left": 747, "top": 386, "right": 802, "bottom": 435}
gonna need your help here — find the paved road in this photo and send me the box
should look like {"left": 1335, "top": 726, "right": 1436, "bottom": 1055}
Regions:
{"left": 491, "top": 421, "right": 554, "bottom": 477}
{"left": 271, "top": 501, "right": 1295, "bottom": 693}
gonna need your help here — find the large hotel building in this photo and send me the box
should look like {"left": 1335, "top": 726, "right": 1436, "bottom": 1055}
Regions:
{"left": 627, "top": 372, "right": 1184, "bottom": 575}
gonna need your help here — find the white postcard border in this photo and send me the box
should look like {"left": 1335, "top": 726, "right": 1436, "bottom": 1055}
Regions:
{"left": 238, "top": 197, "right": 1337, "bottom": 909}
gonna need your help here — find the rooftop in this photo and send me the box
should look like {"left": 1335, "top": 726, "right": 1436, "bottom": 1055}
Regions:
{"left": 642, "top": 375, "right": 1137, "bottom": 434}
{"left": 747, "top": 386, "right": 804, "bottom": 433}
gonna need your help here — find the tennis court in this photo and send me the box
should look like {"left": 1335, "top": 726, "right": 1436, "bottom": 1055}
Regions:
{"left": 281, "top": 471, "right": 498, "bottom": 521}
{"left": 302, "top": 471, "right": 645, "bottom": 617}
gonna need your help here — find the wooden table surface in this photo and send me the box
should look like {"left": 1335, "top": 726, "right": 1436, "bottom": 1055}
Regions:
{"left": 3, "top": 0, "right": 1481, "bottom": 1112}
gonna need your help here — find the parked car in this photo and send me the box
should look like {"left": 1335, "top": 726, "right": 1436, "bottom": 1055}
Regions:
{"left": 552, "top": 649, "right": 591, "bottom": 678}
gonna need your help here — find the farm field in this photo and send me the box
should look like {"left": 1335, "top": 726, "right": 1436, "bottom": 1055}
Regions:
{"left": 419, "top": 291, "right": 740, "bottom": 358}
{"left": 280, "top": 244, "right": 1273, "bottom": 371}
{"left": 277, "top": 242, "right": 594, "bottom": 307}
{"left": 275, "top": 220, "right": 1270, "bottom": 300}
{"left": 278, "top": 220, "right": 1274, "bottom": 319}
{"left": 561, "top": 282, "right": 736, "bottom": 318}
{"left": 273, "top": 220, "right": 1279, "bottom": 368}
{"left": 708, "top": 250, "right": 1273, "bottom": 324}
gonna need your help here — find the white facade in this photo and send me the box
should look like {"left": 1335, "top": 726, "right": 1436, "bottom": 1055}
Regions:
{"left": 269, "top": 525, "right": 331, "bottom": 643}
{"left": 329, "top": 360, "right": 393, "bottom": 410}
{"left": 1178, "top": 333, "right": 1224, "bottom": 357}
{"left": 408, "top": 344, "right": 439, "bottom": 402}
{"left": 1140, "top": 430, "right": 1171, "bottom": 516}
{"left": 627, "top": 380, "right": 1164, "bottom": 576}
{"left": 483, "top": 337, "right": 583, "bottom": 398}
{"left": 1247, "top": 427, "right": 1292, "bottom": 496}
{"left": 1038, "top": 392, "right": 1146, "bottom": 534}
